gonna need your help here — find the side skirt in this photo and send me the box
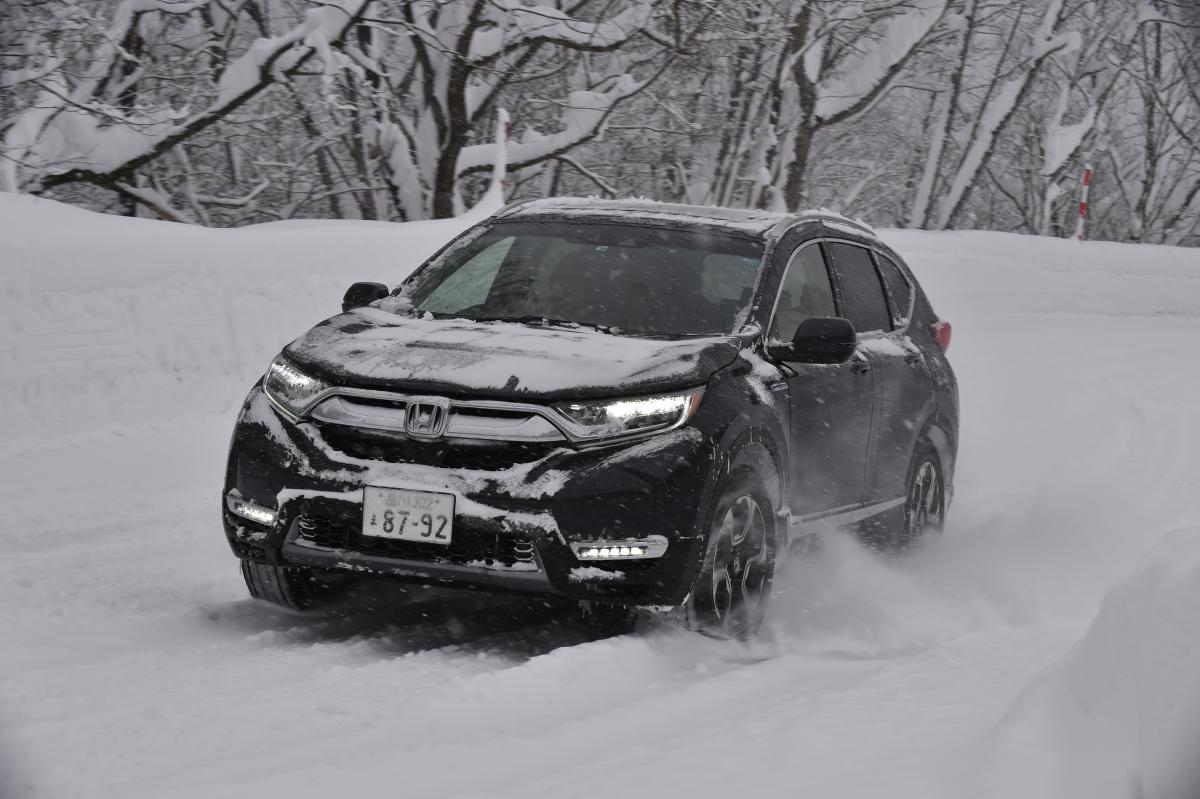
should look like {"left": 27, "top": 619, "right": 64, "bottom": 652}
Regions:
{"left": 785, "top": 496, "right": 905, "bottom": 541}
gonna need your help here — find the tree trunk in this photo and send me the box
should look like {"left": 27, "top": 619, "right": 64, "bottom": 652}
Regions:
{"left": 778, "top": 5, "right": 815, "bottom": 211}
{"left": 782, "top": 119, "right": 815, "bottom": 211}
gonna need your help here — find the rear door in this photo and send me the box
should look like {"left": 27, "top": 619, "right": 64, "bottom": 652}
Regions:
{"left": 870, "top": 251, "right": 937, "bottom": 503}
{"left": 768, "top": 240, "right": 875, "bottom": 514}
{"left": 824, "top": 241, "right": 927, "bottom": 505}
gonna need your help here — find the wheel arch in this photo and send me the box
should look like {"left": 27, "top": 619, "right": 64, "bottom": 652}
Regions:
{"left": 713, "top": 423, "right": 785, "bottom": 516}
{"left": 674, "top": 415, "right": 785, "bottom": 604}
{"left": 920, "top": 412, "right": 957, "bottom": 496}
{"left": 684, "top": 432, "right": 783, "bottom": 639}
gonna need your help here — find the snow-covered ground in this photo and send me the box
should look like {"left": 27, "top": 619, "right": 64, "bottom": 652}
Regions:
{"left": 2, "top": 194, "right": 1199, "bottom": 799}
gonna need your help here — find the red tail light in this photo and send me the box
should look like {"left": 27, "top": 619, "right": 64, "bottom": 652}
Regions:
{"left": 931, "top": 320, "right": 952, "bottom": 351}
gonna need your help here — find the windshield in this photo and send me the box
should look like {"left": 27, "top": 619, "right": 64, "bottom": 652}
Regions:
{"left": 404, "top": 221, "right": 764, "bottom": 336}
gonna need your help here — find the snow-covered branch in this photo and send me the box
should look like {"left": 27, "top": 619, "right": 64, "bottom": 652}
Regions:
{"left": 4, "top": 0, "right": 369, "bottom": 200}
{"left": 470, "top": 1, "right": 656, "bottom": 63}
{"left": 457, "top": 77, "right": 642, "bottom": 176}
{"left": 1, "top": 0, "right": 1195, "bottom": 241}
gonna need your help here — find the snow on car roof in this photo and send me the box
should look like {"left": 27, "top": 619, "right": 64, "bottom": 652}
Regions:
{"left": 495, "top": 197, "right": 876, "bottom": 238}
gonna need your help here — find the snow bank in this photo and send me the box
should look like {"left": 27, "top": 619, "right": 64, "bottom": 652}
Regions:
{"left": 4, "top": 195, "right": 1200, "bottom": 799}
{"left": 0, "top": 194, "right": 472, "bottom": 442}
{"left": 978, "top": 527, "right": 1200, "bottom": 799}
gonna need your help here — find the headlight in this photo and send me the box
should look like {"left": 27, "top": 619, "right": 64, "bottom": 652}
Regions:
{"left": 554, "top": 389, "right": 703, "bottom": 441}
{"left": 263, "top": 354, "right": 329, "bottom": 418}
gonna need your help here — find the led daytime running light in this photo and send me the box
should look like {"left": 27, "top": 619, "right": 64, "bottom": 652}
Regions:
{"left": 581, "top": 545, "right": 646, "bottom": 558}
{"left": 271, "top": 359, "right": 320, "bottom": 392}
{"left": 226, "top": 494, "right": 277, "bottom": 526}
{"left": 572, "top": 536, "right": 669, "bottom": 560}
{"left": 555, "top": 389, "right": 703, "bottom": 441}
{"left": 263, "top": 354, "right": 329, "bottom": 418}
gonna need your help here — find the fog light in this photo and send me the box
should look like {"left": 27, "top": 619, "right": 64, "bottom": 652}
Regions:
{"left": 572, "top": 536, "right": 668, "bottom": 560}
{"left": 226, "top": 494, "right": 277, "bottom": 526}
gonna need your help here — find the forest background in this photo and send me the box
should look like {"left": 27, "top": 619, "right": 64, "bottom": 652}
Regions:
{"left": 2, "top": 0, "right": 1198, "bottom": 245}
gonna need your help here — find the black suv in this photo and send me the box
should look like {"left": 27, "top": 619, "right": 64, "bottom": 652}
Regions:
{"left": 223, "top": 199, "right": 957, "bottom": 638}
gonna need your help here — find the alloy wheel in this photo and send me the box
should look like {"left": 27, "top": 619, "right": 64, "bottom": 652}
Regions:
{"left": 906, "top": 457, "right": 945, "bottom": 540}
{"left": 705, "top": 494, "right": 773, "bottom": 639}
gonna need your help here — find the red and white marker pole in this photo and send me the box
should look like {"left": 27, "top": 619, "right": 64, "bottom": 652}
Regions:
{"left": 1074, "top": 163, "right": 1093, "bottom": 240}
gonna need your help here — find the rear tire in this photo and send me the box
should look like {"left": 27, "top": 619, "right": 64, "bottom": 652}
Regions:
{"left": 903, "top": 442, "right": 946, "bottom": 543}
{"left": 240, "top": 560, "right": 348, "bottom": 611}
{"left": 859, "top": 441, "right": 947, "bottom": 553}
{"left": 686, "top": 468, "right": 778, "bottom": 640}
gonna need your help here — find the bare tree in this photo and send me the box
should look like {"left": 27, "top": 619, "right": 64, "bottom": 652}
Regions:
{"left": 344, "top": 0, "right": 687, "bottom": 219}
{"left": 2, "top": 0, "right": 1197, "bottom": 243}
{"left": 1, "top": 0, "right": 372, "bottom": 220}
{"left": 1106, "top": 4, "right": 1200, "bottom": 243}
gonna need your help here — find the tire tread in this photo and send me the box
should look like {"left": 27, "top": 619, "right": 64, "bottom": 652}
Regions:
{"left": 241, "top": 560, "right": 315, "bottom": 610}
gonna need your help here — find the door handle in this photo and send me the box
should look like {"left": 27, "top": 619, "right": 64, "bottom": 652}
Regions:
{"left": 850, "top": 356, "right": 871, "bottom": 375}
{"left": 904, "top": 352, "right": 923, "bottom": 366}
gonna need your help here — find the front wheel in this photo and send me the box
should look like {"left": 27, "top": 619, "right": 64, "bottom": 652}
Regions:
{"left": 686, "top": 469, "right": 778, "bottom": 640}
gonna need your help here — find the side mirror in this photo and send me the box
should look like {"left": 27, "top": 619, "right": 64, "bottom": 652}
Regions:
{"left": 342, "top": 282, "right": 390, "bottom": 313}
{"left": 768, "top": 317, "right": 857, "bottom": 364}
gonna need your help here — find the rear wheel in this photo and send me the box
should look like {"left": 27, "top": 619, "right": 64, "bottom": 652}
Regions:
{"left": 240, "top": 560, "right": 348, "bottom": 610}
{"left": 686, "top": 469, "right": 778, "bottom": 640}
{"left": 898, "top": 442, "right": 946, "bottom": 547}
{"left": 860, "top": 441, "right": 947, "bottom": 552}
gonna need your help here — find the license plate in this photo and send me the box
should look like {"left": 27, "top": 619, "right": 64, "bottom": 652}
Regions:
{"left": 362, "top": 486, "right": 455, "bottom": 545}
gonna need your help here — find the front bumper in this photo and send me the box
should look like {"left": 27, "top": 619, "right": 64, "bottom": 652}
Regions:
{"left": 223, "top": 386, "right": 716, "bottom": 605}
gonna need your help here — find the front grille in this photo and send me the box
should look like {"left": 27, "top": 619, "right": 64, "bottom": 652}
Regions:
{"left": 296, "top": 508, "right": 536, "bottom": 568}
{"left": 315, "top": 423, "right": 551, "bottom": 469}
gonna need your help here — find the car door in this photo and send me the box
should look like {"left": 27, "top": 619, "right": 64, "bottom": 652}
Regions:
{"left": 868, "top": 250, "right": 938, "bottom": 503}
{"left": 767, "top": 239, "right": 875, "bottom": 515}
{"left": 824, "top": 241, "right": 921, "bottom": 506}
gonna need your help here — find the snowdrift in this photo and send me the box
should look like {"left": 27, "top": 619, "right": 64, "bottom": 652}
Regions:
{"left": 981, "top": 527, "right": 1200, "bottom": 799}
{"left": 0, "top": 194, "right": 474, "bottom": 442}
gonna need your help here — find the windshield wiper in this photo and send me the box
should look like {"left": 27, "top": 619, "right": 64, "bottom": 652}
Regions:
{"left": 470, "top": 315, "right": 618, "bottom": 335}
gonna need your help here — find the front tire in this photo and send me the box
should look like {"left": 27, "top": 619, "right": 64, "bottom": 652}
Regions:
{"left": 240, "top": 560, "right": 348, "bottom": 610}
{"left": 686, "top": 469, "right": 778, "bottom": 640}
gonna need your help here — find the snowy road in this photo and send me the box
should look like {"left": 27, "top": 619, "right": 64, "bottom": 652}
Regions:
{"left": 3, "top": 197, "right": 1200, "bottom": 798}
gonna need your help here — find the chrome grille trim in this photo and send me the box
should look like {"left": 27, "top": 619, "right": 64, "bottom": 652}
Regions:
{"left": 307, "top": 388, "right": 568, "bottom": 443}
{"left": 446, "top": 410, "right": 563, "bottom": 442}
{"left": 309, "top": 395, "right": 406, "bottom": 430}
{"left": 295, "top": 386, "right": 694, "bottom": 447}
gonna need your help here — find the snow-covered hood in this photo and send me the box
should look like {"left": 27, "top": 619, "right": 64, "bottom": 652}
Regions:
{"left": 283, "top": 307, "right": 741, "bottom": 401}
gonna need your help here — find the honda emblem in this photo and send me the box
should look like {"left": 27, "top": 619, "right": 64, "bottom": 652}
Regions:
{"left": 404, "top": 397, "right": 451, "bottom": 440}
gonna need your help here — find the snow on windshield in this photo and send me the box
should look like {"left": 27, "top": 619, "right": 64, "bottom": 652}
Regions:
{"left": 405, "top": 220, "right": 764, "bottom": 336}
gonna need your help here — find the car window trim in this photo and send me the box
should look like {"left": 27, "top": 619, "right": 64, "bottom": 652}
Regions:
{"left": 822, "top": 238, "right": 892, "bottom": 337}
{"left": 871, "top": 250, "right": 916, "bottom": 330}
{"left": 819, "top": 236, "right": 916, "bottom": 339}
{"left": 764, "top": 239, "right": 842, "bottom": 343}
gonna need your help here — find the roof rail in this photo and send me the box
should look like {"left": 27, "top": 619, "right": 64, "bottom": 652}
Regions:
{"left": 796, "top": 208, "right": 876, "bottom": 235}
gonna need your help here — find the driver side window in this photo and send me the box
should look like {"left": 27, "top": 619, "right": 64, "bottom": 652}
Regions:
{"left": 418, "top": 236, "right": 514, "bottom": 314}
{"left": 769, "top": 243, "right": 836, "bottom": 341}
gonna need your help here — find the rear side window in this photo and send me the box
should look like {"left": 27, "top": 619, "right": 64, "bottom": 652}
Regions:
{"left": 827, "top": 242, "right": 891, "bottom": 333}
{"left": 769, "top": 243, "right": 836, "bottom": 341}
{"left": 875, "top": 253, "right": 913, "bottom": 327}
